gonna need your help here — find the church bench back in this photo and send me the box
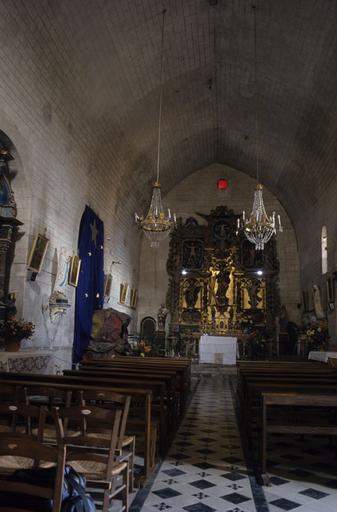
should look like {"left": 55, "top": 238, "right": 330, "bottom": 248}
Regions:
{"left": 82, "top": 358, "right": 191, "bottom": 398}
{"left": 0, "top": 376, "right": 155, "bottom": 476}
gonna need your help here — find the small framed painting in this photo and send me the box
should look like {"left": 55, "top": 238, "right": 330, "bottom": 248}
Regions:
{"left": 119, "top": 282, "right": 128, "bottom": 304}
{"left": 130, "top": 288, "right": 138, "bottom": 308}
{"left": 104, "top": 273, "right": 112, "bottom": 299}
{"left": 68, "top": 255, "right": 81, "bottom": 287}
{"left": 27, "top": 233, "right": 50, "bottom": 273}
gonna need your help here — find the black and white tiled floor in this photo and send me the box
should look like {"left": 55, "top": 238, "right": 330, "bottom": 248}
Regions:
{"left": 139, "top": 376, "right": 259, "bottom": 512}
{"left": 262, "top": 433, "right": 337, "bottom": 512}
{"left": 132, "top": 375, "right": 337, "bottom": 512}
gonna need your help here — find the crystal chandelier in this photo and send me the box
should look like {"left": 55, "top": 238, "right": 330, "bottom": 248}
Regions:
{"left": 135, "top": 9, "right": 176, "bottom": 248}
{"left": 239, "top": 5, "right": 282, "bottom": 251}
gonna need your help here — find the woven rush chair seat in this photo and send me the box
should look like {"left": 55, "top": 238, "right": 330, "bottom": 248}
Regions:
{"left": 0, "top": 435, "right": 66, "bottom": 512}
{"left": 69, "top": 459, "right": 127, "bottom": 481}
{"left": 0, "top": 424, "right": 26, "bottom": 434}
{"left": 79, "top": 388, "right": 135, "bottom": 494}
{"left": 32, "top": 426, "right": 81, "bottom": 443}
{"left": 0, "top": 455, "right": 33, "bottom": 474}
{"left": 0, "top": 455, "right": 55, "bottom": 474}
{"left": 0, "top": 402, "right": 59, "bottom": 478}
{"left": 55, "top": 403, "right": 129, "bottom": 512}
{"left": 85, "top": 430, "right": 134, "bottom": 447}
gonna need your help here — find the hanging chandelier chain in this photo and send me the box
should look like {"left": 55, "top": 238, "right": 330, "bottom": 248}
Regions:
{"left": 156, "top": 9, "right": 167, "bottom": 184}
{"left": 253, "top": 4, "right": 260, "bottom": 184}
{"left": 237, "top": 3, "right": 282, "bottom": 250}
{"left": 134, "top": 8, "right": 176, "bottom": 248}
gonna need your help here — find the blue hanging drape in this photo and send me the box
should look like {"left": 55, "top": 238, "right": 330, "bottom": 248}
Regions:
{"left": 73, "top": 206, "right": 104, "bottom": 363}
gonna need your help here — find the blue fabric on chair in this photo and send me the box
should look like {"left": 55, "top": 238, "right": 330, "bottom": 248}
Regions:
{"left": 73, "top": 205, "right": 104, "bottom": 364}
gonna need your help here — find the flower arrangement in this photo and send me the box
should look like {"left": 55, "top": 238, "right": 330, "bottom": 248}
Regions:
{"left": 241, "top": 327, "right": 274, "bottom": 360}
{"left": 134, "top": 340, "right": 151, "bottom": 357}
{"left": 1, "top": 318, "right": 35, "bottom": 341}
{"left": 304, "top": 322, "right": 329, "bottom": 351}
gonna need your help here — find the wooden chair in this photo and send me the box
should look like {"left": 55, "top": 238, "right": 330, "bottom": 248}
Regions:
{"left": 0, "top": 401, "right": 46, "bottom": 438}
{"left": 78, "top": 389, "right": 135, "bottom": 492}
{"left": 26, "top": 386, "right": 73, "bottom": 444}
{"left": 0, "top": 435, "right": 66, "bottom": 512}
{"left": 55, "top": 404, "right": 128, "bottom": 512}
{"left": 0, "top": 403, "right": 48, "bottom": 475}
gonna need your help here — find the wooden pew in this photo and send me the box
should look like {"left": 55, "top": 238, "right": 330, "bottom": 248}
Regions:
{"left": 0, "top": 365, "right": 185, "bottom": 466}
{"left": 261, "top": 392, "right": 337, "bottom": 478}
{"left": 63, "top": 369, "right": 176, "bottom": 448}
{"left": 236, "top": 360, "right": 337, "bottom": 478}
{"left": 82, "top": 356, "right": 191, "bottom": 411}
{"left": 0, "top": 374, "right": 154, "bottom": 478}
{"left": 78, "top": 365, "right": 182, "bottom": 412}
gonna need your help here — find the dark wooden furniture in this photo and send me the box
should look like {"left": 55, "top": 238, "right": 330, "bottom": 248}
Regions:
{"left": 237, "top": 360, "right": 337, "bottom": 481}
{"left": 56, "top": 404, "right": 128, "bottom": 512}
{"left": 79, "top": 389, "right": 134, "bottom": 493}
{"left": 261, "top": 392, "right": 337, "bottom": 478}
{"left": 0, "top": 435, "right": 66, "bottom": 512}
{"left": 0, "top": 374, "right": 154, "bottom": 478}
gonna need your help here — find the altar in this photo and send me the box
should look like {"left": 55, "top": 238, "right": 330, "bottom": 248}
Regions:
{"left": 199, "top": 335, "right": 237, "bottom": 365}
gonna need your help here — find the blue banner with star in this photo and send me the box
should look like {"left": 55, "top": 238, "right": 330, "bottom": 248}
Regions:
{"left": 73, "top": 205, "right": 104, "bottom": 363}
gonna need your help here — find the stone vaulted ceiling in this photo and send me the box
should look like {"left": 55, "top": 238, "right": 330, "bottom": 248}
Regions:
{"left": 23, "top": 0, "right": 337, "bottom": 222}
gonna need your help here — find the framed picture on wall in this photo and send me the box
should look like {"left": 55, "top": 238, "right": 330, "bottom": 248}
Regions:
{"left": 130, "top": 288, "right": 138, "bottom": 308}
{"left": 68, "top": 255, "right": 81, "bottom": 287}
{"left": 119, "top": 282, "right": 128, "bottom": 304}
{"left": 104, "top": 273, "right": 112, "bottom": 299}
{"left": 27, "top": 233, "right": 50, "bottom": 273}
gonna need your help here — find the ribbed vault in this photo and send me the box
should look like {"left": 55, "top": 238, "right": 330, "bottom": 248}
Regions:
{"left": 31, "top": 0, "right": 337, "bottom": 224}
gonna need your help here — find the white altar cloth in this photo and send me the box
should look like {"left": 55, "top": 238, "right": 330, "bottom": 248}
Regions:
{"left": 308, "top": 351, "right": 337, "bottom": 363}
{"left": 199, "top": 335, "right": 237, "bottom": 365}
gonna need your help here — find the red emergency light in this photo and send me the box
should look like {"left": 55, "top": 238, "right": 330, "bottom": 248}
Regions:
{"left": 217, "top": 178, "right": 229, "bottom": 190}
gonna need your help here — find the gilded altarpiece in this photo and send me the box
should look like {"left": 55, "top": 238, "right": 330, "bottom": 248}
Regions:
{"left": 167, "top": 207, "right": 280, "bottom": 347}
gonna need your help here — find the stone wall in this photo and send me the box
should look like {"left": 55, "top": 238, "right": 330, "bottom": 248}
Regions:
{"left": 0, "top": 2, "right": 143, "bottom": 368}
{"left": 295, "top": 179, "right": 337, "bottom": 340}
{"left": 138, "top": 163, "right": 301, "bottom": 332}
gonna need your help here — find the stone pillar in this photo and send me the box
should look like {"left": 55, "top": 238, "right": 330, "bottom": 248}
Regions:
{"left": 154, "top": 330, "right": 166, "bottom": 356}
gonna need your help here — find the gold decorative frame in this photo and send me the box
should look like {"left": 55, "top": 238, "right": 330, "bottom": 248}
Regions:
{"left": 104, "top": 273, "right": 112, "bottom": 298}
{"left": 27, "top": 233, "right": 49, "bottom": 273}
{"left": 130, "top": 288, "right": 138, "bottom": 308}
{"left": 119, "top": 282, "right": 128, "bottom": 304}
{"left": 68, "top": 255, "right": 81, "bottom": 287}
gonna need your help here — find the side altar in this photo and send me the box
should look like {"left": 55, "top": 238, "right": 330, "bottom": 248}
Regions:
{"left": 166, "top": 206, "right": 280, "bottom": 358}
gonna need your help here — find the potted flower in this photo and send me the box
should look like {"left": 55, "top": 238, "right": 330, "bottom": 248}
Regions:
{"left": 134, "top": 340, "right": 152, "bottom": 357}
{"left": 1, "top": 318, "right": 35, "bottom": 352}
{"left": 304, "top": 322, "right": 329, "bottom": 353}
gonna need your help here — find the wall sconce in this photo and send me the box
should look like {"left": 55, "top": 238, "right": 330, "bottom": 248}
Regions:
{"left": 42, "top": 291, "right": 71, "bottom": 320}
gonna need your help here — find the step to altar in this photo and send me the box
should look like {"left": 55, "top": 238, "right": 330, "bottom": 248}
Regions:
{"left": 191, "top": 362, "right": 237, "bottom": 377}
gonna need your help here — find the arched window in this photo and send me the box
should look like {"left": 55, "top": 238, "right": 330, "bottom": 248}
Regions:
{"left": 140, "top": 316, "right": 156, "bottom": 344}
{"left": 321, "top": 226, "right": 328, "bottom": 275}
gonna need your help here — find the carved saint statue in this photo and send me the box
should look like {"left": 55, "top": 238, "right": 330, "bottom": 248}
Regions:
{"left": 312, "top": 284, "right": 325, "bottom": 320}
{"left": 248, "top": 279, "right": 261, "bottom": 310}
{"left": 54, "top": 247, "right": 70, "bottom": 293}
{"left": 185, "top": 280, "right": 200, "bottom": 309}
{"left": 48, "top": 247, "right": 71, "bottom": 310}
{"left": 157, "top": 304, "right": 169, "bottom": 331}
{"left": 215, "top": 264, "right": 230, "bottom": 310}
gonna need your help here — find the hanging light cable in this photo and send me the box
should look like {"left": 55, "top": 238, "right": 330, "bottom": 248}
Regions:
{"left": 238, "top": 4, "right": 282, "bottom": 251}
{"left": 135, "top": 9, "right": 176, "bottom": 248}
